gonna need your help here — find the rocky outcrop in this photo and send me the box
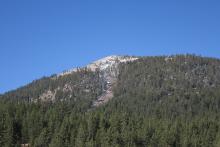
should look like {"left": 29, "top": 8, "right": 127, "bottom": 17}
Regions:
{"left": 57, "top": 55, "right": 139, "bottom": 106}
{"left": 87, "top": 55, "right": 138, "bottom": 106}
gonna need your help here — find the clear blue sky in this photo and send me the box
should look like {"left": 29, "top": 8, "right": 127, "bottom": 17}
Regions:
{"left": 0, "top": 0, "right": 220, "bottom": 93}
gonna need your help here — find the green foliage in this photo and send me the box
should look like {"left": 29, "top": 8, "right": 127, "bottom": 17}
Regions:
{"left": 0, "top": 55, "right": 220, "bottom": 146}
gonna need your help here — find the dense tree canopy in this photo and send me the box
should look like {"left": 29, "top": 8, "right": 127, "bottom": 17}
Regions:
{"left": 1, "top": 55, "right": 220, "bottom": 146}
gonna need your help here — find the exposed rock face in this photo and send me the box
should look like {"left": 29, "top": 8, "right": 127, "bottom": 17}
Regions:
{"left": 88, "top": 55, "right": 139, "bottom": 106}
{"left": 39, "top": 90, "right": 57, "bottom": 102}
{"left": 11, "top": 55, "right": 138, "bottom": 105}
{"left": 57, "top": 55, "right": 139, "bottom": 106}
{"left": 92, "top": 89, "right": 113, "bottom": 107}
{"left": 87, "top": 55, "right": 138, "bottom": 84}
{"left": 58, "top": 55, "right": 138, "bottom": 77}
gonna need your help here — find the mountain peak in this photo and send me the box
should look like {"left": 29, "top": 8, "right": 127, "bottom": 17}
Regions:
{"left": 87, "top": 55, "right": 138, "bottom": 71}
{"left": 54, "top": 55, "right": 139, "bottom": 106}
{"left": 58, "top": 55, "right": 138, "bottom": 76}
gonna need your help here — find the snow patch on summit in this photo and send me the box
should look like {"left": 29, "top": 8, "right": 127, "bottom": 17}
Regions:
{"left": 86, "top": 55, "right": 138, "bottom": 71}
{"left": 57, "top": 55, "right": 138, "bottom": 76}
{"left": 89, "top": 55, "right": 138, "bottom": 106}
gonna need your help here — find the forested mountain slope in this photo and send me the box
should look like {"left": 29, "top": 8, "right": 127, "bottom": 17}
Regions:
{"left": 1, "top": 55, "right": 138, "bottom": 106}
{"left": 113, "top": 55, "right": 220, "bottom": 117}
{"left": 1, "top": 54, "right": 220, "bottom": 147}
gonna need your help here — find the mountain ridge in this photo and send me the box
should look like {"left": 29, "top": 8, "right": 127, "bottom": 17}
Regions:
{"left": 1, "top": 54, "right": 220, "bottom": 146}
{"left": 57, "top": 55, "right": 138, "bottom": 76}
{"left": 1, "top": 55, "right": 139, "bottom": 106}
{"left": 1, "top": 54, "right": 220, "bottom": 107}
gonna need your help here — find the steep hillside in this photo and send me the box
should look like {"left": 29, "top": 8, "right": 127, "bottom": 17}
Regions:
{"left": 1, "top": 55, "right": 138, "bottom": 106}
{"left": 1, "top": 54, "right": 220, "bottom": 147}
{"left": 1, "top": 54, "right": 220, "bottom": 110}
{"left": 112, "top": 55, "right": 220, "bottom": 117}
